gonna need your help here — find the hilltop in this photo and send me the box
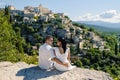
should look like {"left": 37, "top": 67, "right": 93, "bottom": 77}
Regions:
{"left": 0, "top": 5, "right": 120, "bottom": 79}
{"left": 77, "top": 21, "right": 120, "bottom": 33}
{"left": 7, "top": 5, "right": 109, "bottom": 52}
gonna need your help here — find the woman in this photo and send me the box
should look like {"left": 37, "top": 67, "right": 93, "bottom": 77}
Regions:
{"left": 52, "top": 37, "right": 76, "bottom": 71}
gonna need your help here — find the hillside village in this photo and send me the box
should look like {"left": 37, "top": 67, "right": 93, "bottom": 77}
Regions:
{"left": 1, "top": 3, "right": 120, "bottom": 79}
{"left": 7, "top": 4, "right": 110, "bottom": 55}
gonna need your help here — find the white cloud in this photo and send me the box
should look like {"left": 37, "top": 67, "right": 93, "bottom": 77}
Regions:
{"left": 77, "top": 10, "right": 120, "bottom": 23}
{"left": 78, "top": 13, "right": 99, "bottom": 21}
{"left": 99, "top": 10, "right": 117, "bottom": 18}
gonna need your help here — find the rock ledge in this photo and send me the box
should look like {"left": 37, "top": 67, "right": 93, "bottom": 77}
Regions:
{"left": 0, "top": 62, "right": 113, "bottom": 80}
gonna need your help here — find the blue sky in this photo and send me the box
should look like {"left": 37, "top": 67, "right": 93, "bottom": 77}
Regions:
{"left": 0, "top": 0, "right": 120, "bottom": 22}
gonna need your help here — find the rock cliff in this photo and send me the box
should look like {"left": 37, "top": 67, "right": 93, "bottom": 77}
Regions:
{"left": 0, "top": 62, "right": 113, "bottom": 80}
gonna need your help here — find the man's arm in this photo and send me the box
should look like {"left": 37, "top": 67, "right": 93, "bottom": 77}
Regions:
{"left": 51, "top": 57, "right": 68, "bottom": 67}
{"left": 50, "top": 48, "right": 68, "bottom": 67}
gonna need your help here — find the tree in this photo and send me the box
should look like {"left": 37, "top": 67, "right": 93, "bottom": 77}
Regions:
{"left": 4, "top": 5, "right": 10, "bottom": 16}
{"left": 14, "top": 15, "right": 20, "bottom": 21}
{"left": 34, "top": 16, "right": 38, "bottom": 20}
{"left": 33, "top": 34, "right": 43, "bottom": 43}
{"left": 27, "top": 26, "right": 34, "bottom": 34}
{"left": 115, "top": 42, "right": 118, "bottom": 55}
{"left": 88, "top": 27, "right": 95, "bottom": 32}
{"left": 0, "top": 10, "right": 17, "bottom": 55}
{"left": 76, "top": 42, "right": 80, "bottom": 54}
{"left": 74, "top": 60, "right": 82, "bottom": 67}
{"left": 76, "top": 29, "right": 81, "bottom": 35}
{"left": 14, "top": 27, "right": 21, "bottom": 32}
{"left": 15, "top": 31, "right": 24, "bottom": 53}
{"left": 80, "top": 25, "right": 86, "bottom": 29}
{"left": 70, "top": 46, "right": 76, "bottom": 55}
{"left": 70, "top": 27, "right": 74, "bottom": 43}
{"left": 64, "top": 16, "right": 69, "bottom": 19}
{"left": 4, "top": 5, "right": 11, "bottom": 22}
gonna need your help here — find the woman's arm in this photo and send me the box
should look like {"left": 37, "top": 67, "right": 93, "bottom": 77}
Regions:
{"left": 67, "top": 49, "right": 71, "bottom": 63}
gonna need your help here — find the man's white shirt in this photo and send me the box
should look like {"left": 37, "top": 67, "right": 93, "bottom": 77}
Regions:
{"left": 38, "top": 43, "right": 55, "bottom": 69}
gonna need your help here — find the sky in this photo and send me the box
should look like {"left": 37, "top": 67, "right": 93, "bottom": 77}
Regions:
{"left": 0, "top": 0, "right": 120, "bottom": 23}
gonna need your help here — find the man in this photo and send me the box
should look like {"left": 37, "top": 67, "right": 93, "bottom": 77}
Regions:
{"left": 39, "top": 35, "right": 68, "bottom": 70}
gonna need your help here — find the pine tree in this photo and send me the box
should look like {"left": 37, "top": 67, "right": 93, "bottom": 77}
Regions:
{"left": 76, "top": 42, "right": 80, "bottom": 54}
{"left": 4, "top": 5, "right": 11, "bottom": 23}
{"left": 115, "top": 42, "right": 118, "bottom": 55}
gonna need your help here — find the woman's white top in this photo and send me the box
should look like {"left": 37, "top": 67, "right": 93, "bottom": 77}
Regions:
{"left": 53, "top": 47, "right": 76, "bottom": 71}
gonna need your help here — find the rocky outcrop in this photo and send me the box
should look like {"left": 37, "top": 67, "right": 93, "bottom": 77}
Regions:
{"left": 0, "top": 62, "right": 113, "bottom": 80}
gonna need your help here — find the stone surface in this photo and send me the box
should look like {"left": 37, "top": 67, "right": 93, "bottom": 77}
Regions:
{"left": 0, "top": 62, "right": 113, "bottom": 80}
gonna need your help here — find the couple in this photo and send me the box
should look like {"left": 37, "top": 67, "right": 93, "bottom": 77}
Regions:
{"left": 38, "top": 35, "right": 76, "bottom": 71}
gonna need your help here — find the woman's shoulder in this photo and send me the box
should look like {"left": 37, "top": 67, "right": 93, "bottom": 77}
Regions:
{"left": 65, "top": 47, "right": 70, "bottom": 53}
{"left": 67, "top": 47, "right": 70, "bottom": 50}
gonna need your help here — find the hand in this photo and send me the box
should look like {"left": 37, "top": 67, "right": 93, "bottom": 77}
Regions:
{"left": 63, "top": 62, "right": 69, "bottom": 67}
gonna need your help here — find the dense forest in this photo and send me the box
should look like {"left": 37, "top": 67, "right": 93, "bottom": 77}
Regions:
{"left": 0, "top": 7, "right": 120, "bottom": 79}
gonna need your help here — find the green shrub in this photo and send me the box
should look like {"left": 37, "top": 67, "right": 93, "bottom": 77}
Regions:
{"left": 74, "top": 60, "right": 82, "bottom": 67}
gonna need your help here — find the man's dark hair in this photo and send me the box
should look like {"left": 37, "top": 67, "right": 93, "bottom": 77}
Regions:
{"left": 45, "top": 35, "right": 53, "bottom": 41}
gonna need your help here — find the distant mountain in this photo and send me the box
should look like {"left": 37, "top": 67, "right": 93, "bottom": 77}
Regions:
{"left": 77, "top": 21, "right": 120, "bottom": 32}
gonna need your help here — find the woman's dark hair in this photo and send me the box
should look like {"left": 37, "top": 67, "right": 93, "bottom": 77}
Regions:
{"left": 58, "top": 37, "right": 67, "bottom": 53}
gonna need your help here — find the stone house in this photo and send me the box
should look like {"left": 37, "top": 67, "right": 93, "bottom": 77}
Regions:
{"left": 73, "top": 36, "right": 80, "bottom": 44}
{"left": 10, "top": 10, "right": 24, "bottom": 17}
{"left": 57, "top": 13, "right": 64, "bottom": 19}
{"left": 39, "top": 15, "right": 48, "bottom": 22}
{"left": 23, "top": 17, "right": 29, "bottom": 23}
{"left": 87, "top": 32, "right": 95, "bottom": 38}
